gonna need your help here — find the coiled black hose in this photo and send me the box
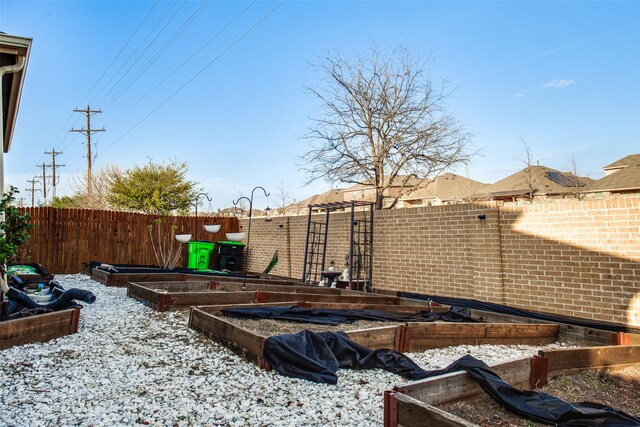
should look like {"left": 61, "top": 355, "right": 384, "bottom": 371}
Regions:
{"left": 7, "top": 287, "right": 96, "bottom": 312}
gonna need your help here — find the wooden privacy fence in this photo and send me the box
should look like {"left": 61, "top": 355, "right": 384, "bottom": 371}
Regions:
{"left": 16, "top": 208, "right": 239, "bottom": 274}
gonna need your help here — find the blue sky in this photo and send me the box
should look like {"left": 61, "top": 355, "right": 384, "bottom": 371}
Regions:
{"left": 2, "top": 0, "right": 639, "bottom": 209}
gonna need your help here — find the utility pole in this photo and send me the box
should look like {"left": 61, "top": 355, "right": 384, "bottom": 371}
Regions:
{"left": 17, "top": 197, "right": 26, "bottom": 208}
{"left": 44, "top": 148, "right": 64, "bottom": 200}
{"left": 35, "top": 163, "right": 52, "bottom": 204}
{"left": 26, "top": 179, "right": 40, "bottom": 208}
{"left": 71, "top": 105, "right": 105, "bottom": 203}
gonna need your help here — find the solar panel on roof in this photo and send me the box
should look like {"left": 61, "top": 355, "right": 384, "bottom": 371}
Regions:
{"left": 545, "top": 171, "right": 586, "bottom": 187}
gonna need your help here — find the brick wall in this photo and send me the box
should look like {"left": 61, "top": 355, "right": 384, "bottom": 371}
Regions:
{"left": 242, "top": 198, "right": 640, "bottom": 327}
{"left": 499, "top": 199, "right": 640, "bottom": 326}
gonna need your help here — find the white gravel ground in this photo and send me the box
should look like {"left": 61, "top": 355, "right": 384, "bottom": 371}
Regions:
{"left": 1, "top": 274, "right": 569, "bottom": 426}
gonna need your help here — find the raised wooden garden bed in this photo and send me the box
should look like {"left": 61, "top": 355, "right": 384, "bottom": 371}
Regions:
{"left": 128, "top": 281, "right": 433, "bottom": 312}
{"left": 188, "top": 302, "right": 562, "bottom": 369}
{"left": 91, "top": 267, "right": 180, "bottom": 286}
{"left": 384, "top": 345, "right": 640, "bottom": 427}
{"left": 92, "top": 266, "right": 303, "bottom": 287}
{"left": 0, "top": 306, "right": 81, "bottom": 350}
{"left": 471, "top": 308, "right": 640, "bottom": 347}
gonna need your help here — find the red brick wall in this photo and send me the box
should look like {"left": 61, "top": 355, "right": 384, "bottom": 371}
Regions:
{"left": 243, "top": 198, "right": 640, "bottom": 327}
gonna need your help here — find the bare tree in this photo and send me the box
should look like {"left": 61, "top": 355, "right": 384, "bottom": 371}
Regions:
{"left": 70, "top": 164, "right": 122, "bottom": 209}
{"left": 275, "top": 183, "right": 291, "bottom": 216}
{"left": 301, "top": 46, "right": 472, "bottom": 209}
{"left": 566, "top": 154, "right": 585, "bottom": 200}
{"left": 462, "top": 166, "right": 482, "bottom": 204}
{"left": 518, "top": 140, "right": 537, "bottom": 203}
{"left": 233, "top": 191, "right": 248, "bottom": 217}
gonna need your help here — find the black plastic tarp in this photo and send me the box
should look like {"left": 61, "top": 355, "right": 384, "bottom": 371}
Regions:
{"left": 398, "top": 291, "right": 633, "bottom": 333}
{"left": 264, "top": 330, "right": 640, "bottom": 426}
{"left": 221, "top": 305, "right": 476, "bottom": 326}
{"left": 87, "top": 261, "right": 258, "bottom": 278}
{"left": 456, "top": 354, "right": 640, "bottom": 426}
{"left": 264, "top": 330, "right": 438, "bottom": 384}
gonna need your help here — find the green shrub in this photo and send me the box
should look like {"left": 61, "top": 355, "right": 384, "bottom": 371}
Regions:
{"left": 0, "top": 186, "right": 33, "bottom": 274}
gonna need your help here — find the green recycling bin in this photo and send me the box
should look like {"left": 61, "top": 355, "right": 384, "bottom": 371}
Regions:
{"left": 187, "top": 241, "right": 215, "bottom": 269}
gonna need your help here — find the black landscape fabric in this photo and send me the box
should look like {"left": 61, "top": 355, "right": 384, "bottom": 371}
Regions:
{"left": 221, "top": 305, "right": 476, "bottom": 325}
{"left": 264, "top": 331, "right": 640, "bottom": 426}
{"left": 398, "top": 291, "right": 632, "bottom": 333}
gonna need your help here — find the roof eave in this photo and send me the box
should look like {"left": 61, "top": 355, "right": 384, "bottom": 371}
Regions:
{"left": 584, "top": 186, "right": 640, "bottom": 193}
{"left": 1, "top": 33, "right": 32, "bottom": 153}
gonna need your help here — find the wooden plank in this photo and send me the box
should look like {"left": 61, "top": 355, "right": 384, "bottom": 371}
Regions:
{"left": 405, "top": 323, "right": 559, "bottom": 351}
{"left": 127, "top": 284, "right": 259, "bottom": 311}
{"left": 184, "top": 274, "right": 301, "bottom": 286}
{"left": 189, "top": 308, "right": 266, "bottom": 364}
{"left": 408, "top": 337, "right": 558, "bottom": 350}
{"left": 627, "top": 333, "right": 640, "bottom": 345}
{"left": 407, "top": 323, "right": 559, "bottom": 338}
{"left": 346, "top": 326, "right": 398, "bottom": 350}
{"left": 168, "top": 291, "right": 256, "bottom": 310}
{"left": 91, "top": 268, "right": 109, "bottom": 284}
{"left": 260, "top": 292, "right": 410, "bottom": 305}
{"left": 540, "top": 345, "right": 640, "bottom": 376}
{"left": 244, "top": 283, "right": 342, "bottom": 294}
{"left": 134, "top": 281, "right": 217, "bottom": 293}
{"left": 196, "top": 301, "right": 302, "bottom": 314}
{"left": 394, "top": 392, "right": 478, "bottom": 427}
{"left": 301, "top": 302, "right": 445, "bottom": 313}
{"left": 96, "top": 271, "right": 181, "bottom": 287}
{"left": 127, "top": 283, "right": 162, "bottom": 310}
{"left": 396, "top": 357, "right": 532, "bottom": 405}
{"left": 0, "top": 309, "right": 77, "bottom": 349}
{"left": 137, "top": 280, "right": 340, "bottom": 295}
{"left": 558, "top": 324, "right": 618, "bottom": 346}
{"left": 471, "top": 309, "right": 640, "bottom": 344}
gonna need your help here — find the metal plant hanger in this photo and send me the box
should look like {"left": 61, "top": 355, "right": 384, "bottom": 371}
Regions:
{"left": 232, "top": 186, "right": 270, "bottom": 289}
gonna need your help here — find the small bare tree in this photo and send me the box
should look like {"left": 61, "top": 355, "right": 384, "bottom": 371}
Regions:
{"left": 518, "top": 140, "right": 537, "bottom": 203}
{"left": 71, "top": 164, "right": 122, "bottom": 209}
{"left": 233, "top": 191, "right": 248, "bottom": 217}
{"left": 567, "top": 154, "right": 585, "bottom": 200}
{"left": 275, "top": 183, "right": 291, "bottom": 216}
{"left": 147, "top": 219, "right": 183, "bottom": 269}
{"left": 302, "top": 46, "right": 472, "bottom": 209}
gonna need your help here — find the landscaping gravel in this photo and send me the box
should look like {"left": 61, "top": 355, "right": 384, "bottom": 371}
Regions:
{"left": 1, "top": 274, "right": 568, "bottom": 427}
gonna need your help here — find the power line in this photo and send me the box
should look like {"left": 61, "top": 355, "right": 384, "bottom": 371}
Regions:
{"left": 90, "top": 0, "right": 183, "bottom": 106}
{"left": 81, "top": 0, "right": 160, "bottom": 105}
{"left": 25, "top": 2, "right": 160, "bottom": 184}
{"left": 99, "top": 0, "right": 284, "bottom": 155}
{"left": 102, "top": 0, "right": 211, "bottom": 110}
{"left": 105, "top": 0, "right": 257, "bottom": 127}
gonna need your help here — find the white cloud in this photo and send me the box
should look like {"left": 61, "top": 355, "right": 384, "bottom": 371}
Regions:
{"left": 543, "top": 79, "right": 575, "bottom": 89}
{"left": 514, "top": 90, "right": 529, "bottom": 98}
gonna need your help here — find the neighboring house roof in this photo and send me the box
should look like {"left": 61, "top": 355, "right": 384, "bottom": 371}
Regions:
{"left": 287, "top": 188, "right": 344, "bottom": 211}
{"left": 603, "top": 154, "right": 640, "bottom": 172}
{"left": 586, "top": 163, "right": 640, "bottom": 193}
{"left": 215, "top": 207, "right": 238, "bottom": 216}
{"left": 482, "top": 165, "right": 589, "bottom": 198}
{"left": 400, "top": 173, "right": 489, "bottom": 202}
{"left": 1, "top": 33, "right": 32, "bottom": 153}
{"left": 343, "top": 176, "right": 423, "bottom": 192}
